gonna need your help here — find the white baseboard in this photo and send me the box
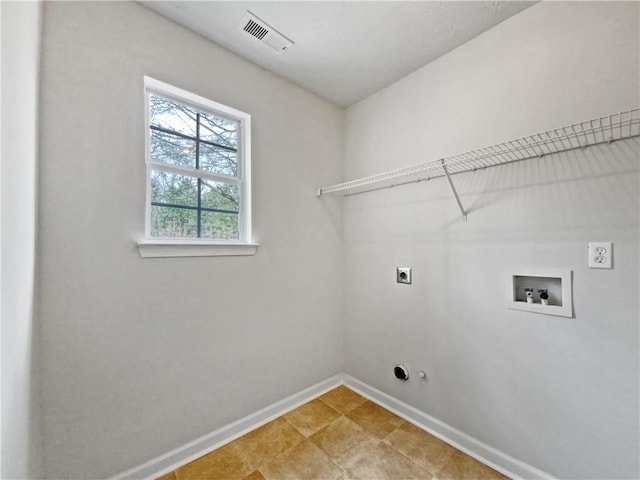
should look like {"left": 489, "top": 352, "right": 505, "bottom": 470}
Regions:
{"left": 110, "top": 374, "right": 343, "bottom": 480}
{"left": 112, "top": 373, "right": 552, "bottom": 480}
{"left": 343, "top": 374, "right": 554, "bottom": 480}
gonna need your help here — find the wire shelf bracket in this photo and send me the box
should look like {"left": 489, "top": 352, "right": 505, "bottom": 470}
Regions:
{"left": 441, "top": 159, "right": 467, "bottom": 222}
{"left": 316, "top": 108, "right": 640, "bottom": 222}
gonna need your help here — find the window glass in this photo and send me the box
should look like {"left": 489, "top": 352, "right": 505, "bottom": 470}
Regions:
{"left": 150, "top": 206, "right": 198, "bottom": 238}
{"left": 151, "top": 171, "right": 198, "bottom": 207}
{"left": 201, "top": 211, "right": 239, "bottom": 240}
{"left": 149, "top": 95, "right": 197, "bottom": 137}
{"left": 201, "top": 181, "right": 239, "bottom": 211}
{"left": 199, "top": 144, "right": 237, "bottom": 176}
{"left": 145, "top": 78, "right": 251, "bottom": 243}
{"left": 150, "top": 130, "right": 196, "bottom": 169}
{"left": 199, "top": 112, "right": 238, "bottom": 149}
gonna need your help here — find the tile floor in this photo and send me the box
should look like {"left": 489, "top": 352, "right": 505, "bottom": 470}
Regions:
{"left": 157, "top": 386, "right": 509, "bottom": 480}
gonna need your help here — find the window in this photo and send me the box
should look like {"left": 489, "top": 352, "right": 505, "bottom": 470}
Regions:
{"left": 139, "top": 77, "right": 257, "bottom": 257}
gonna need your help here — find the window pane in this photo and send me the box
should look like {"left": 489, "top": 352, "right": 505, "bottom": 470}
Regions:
{"left": 201, "top": 181, "right": 239, "bottom": 212}
{"left": 151, "top": 170, "right": 198, "bottom": 207}
{"left": 149, "top": 94, "right": 197, "bottom": 137}
{"left": 151, "top": 205, "right": 197, "bottom": 238}
{"left": 200, "top": 143, "right": 237, "bottom": 176}
{"left": 199, "top": 112, "right": 238, "bottom": 149}
{"left": 201, "top": 211, "right": 239, "bottom": 240}
{"left": 150, "top": 130, "right": 196, "bottom": 168}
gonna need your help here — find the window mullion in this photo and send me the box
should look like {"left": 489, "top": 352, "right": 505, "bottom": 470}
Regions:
{"left": 149, "top": 125, "right": 238, "bottom": 153}
{"left": 198, "top": 137, "right": 237, "bottom": 153}
{"left": 149, "top": 124, "right": 197, "bottom": 142}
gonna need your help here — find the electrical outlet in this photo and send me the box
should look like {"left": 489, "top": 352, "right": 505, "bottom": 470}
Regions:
{"left": 588, "top": 242, "right": 612, "bottom": 269}
{"left": 396, "top": 267, "right": 412, "bottom": 284}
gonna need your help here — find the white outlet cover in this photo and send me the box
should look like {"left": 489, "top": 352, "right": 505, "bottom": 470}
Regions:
{"left": 588, "top": 242, "right": 612, "bottom": 269}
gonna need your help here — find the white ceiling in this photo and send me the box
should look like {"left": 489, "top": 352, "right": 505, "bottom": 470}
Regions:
{"left": 140, "top": 1, "right": 535, "bottom": 107}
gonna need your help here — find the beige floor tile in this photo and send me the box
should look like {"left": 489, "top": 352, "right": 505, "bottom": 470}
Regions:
{"left": 434, "top": 450, "right": 509, "bottom": 480}
{"left": 340, "top": 440, "right": 431, "bottom": 480}
{"left": 384, "top": 422, "right": 457, "bottom": 474}
{"left": 164, "top": 393, "right": 507, "bottom": 480}
{"left": 236, "top": 417, "right": 305, "bottom": 467}
{"left": 345, "top": 400, "right": 405, "bottom": 438}
{"left": 259, "top": 440, "right": 345, "bottom": 480}
{"left": 310, "top": 416, "right": 377, "bottom": 465}
{"left": 318, "top": 386, "right": 368, "bottom": 414}
{"left": 174, "top": 440, "right": 255, "bottom": 480}
{"left": 283, "top": 398, "right": 341, "bottom": 437}
{"left": 243, "top": 470, "right": 266, "bottom": 480}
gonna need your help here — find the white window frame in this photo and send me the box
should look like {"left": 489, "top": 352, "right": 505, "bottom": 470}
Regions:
{"left": 137, "top": 77, "right": 258, "bottom": 258}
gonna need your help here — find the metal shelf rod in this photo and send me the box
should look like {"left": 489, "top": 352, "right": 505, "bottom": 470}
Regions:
{"left": 316, "top": 108, "right": 640, "bottom": 207}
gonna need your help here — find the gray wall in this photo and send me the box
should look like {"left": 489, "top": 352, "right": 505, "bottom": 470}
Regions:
{"left": 343, "top": 2, "right": 639, "bottom": 479}
{"left": 34, "top": 1, "right": 640, "bottom": 479}
{"left": 38, "top": 2, "right": 343, "bottom": 478}
{"left": 1, "top": 2, "right": 44, "bottom": 479}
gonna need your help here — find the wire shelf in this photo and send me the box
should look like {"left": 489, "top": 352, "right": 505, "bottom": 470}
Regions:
{"left": 316, "top": 108, "right": 640, "bottom": 197}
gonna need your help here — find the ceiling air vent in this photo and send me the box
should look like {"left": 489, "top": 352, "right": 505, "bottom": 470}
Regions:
{"left": 238, "top": 11, "right": 294, "bottom": 53}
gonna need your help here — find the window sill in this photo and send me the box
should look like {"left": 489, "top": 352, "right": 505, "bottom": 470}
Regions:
{"left": 137, "top": 240, "right": 260, "bottom": 258}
